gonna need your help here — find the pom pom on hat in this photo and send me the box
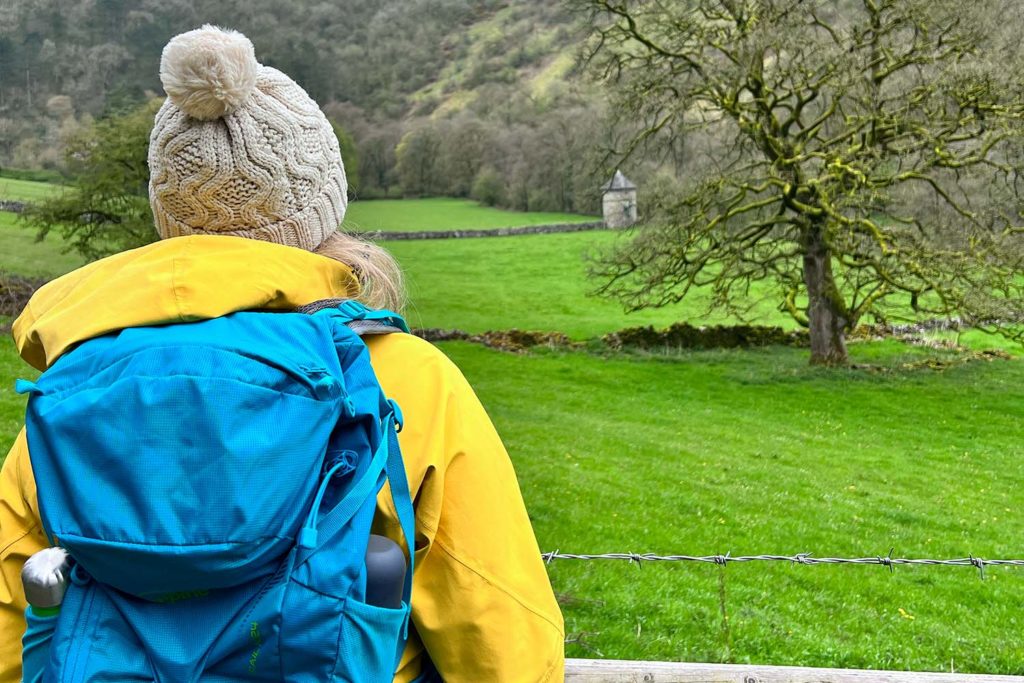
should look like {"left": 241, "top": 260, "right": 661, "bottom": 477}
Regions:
{"left": 159, "top": 25, "right": 258, "bottom": 120}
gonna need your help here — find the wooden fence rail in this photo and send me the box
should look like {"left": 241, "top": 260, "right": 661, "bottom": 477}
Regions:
{"left": 564, "top": 658, "right": 1024, "bottom": 682}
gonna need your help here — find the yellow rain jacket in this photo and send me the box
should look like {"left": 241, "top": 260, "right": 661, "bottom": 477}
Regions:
{"left": 0, "top": 235, "right": 564, "bottom": 682}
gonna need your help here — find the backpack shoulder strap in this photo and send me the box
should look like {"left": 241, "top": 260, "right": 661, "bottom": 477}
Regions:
{"left": 297, "top": 298, "right": 408, "bottom": 335}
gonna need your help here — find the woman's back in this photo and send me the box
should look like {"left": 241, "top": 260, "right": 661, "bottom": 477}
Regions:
{"left": 2, "top": 225, "right": 563, "bottom": 683}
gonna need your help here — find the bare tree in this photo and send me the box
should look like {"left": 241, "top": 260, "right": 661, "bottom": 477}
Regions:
{"left": 582, "top": 0, "right": 1024, "bottom": 364}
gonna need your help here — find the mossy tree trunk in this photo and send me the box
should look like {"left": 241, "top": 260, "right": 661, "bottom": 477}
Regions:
{"left": 802, "top": 225, "right": 849, "bottom": 366}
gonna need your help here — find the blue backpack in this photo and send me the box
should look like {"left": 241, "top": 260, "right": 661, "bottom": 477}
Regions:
{"left": 16, "top": 299, "right": 416, "bottom": 682}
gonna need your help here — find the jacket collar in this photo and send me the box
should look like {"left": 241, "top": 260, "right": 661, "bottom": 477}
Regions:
{"left": 13, "top": 235, "right": 358, "bottom": 370}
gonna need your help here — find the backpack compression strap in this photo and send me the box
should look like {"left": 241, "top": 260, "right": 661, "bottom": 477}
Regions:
{"left": 297, "top": 299, "right": 409, "bottom": 335}
{"left": 296, "top": 297, "right": 417, "bottom": 621}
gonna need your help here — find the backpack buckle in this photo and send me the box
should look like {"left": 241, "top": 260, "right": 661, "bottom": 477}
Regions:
{"left": 336, "top": 300, "right": 368, "bottom": 322}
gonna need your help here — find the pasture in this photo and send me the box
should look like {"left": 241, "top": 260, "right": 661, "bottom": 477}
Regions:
{"left": 0, "top": 177, "right": 63, "bottom": 203}
{"left": 342, "top": 197, "right": 597, "bottom": 233}
{"left": 1, "top": 182, "right": 1023, "bottom": 674}
{"left": 0, "top": 212, "right": 86, "bottom": 277}
{"left": 389, "top": 232, "right": 784, "bottom": 336}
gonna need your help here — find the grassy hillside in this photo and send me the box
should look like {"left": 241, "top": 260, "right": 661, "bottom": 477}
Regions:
{"left": 0, "top": 212, "right": 86, "bottom": 277}
{"left": 0, "top": 209, "right": 773, "bottom": 335}
{"left": 0, "top": 178, "right": 63, "bottom": 203}
{"left": 390, "top": 231, "right": 785, "bottom": 336}
{"left": 343, "top": 198, "right": 596, "bottom": 233}
{"left": 0, "top": 182, "right": 598, "bottom": 235}
{"left": 0, "top": 192, "right": 599, "bottom": 278}
{"left": 0, "top": 1, "right": 589, "bottom": 161}
{"left": 408, "top": 4, "right": 584, "bottom": 117}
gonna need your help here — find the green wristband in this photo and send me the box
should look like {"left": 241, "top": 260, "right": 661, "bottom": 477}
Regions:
{"left": 29, "top": 605, "right": 61, "bottom": 617}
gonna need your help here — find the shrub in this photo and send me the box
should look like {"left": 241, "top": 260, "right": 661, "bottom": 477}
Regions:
{"left": 471, "top": 167, "right": 505, "bottom": 207}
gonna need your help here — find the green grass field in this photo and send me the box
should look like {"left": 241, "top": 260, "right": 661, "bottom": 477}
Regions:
{"left": 0, "top": 212, "right": 774, "bottom": 336}
{"left": 1, "top": 193, "right": 1023, "bottom": 674}
{"left": 0, "top": 212, "right": 87, "bottom": 277}
{"left": 0, "top": 177, "right": 63, "bottom": 203}
{"left": 390, "top": 231, "right": 786, "bottom": 336}
{"left": 447, "top": 341, "right": 1024, "bottom": 673}
{"left": 342, "top": 197, "right": 597, "bottom": 233}
{"left": 1, "top": 335, "right": 1021, "bottom": 673}
{"left": 0, "top": 179, "right": 595, "bottom": 234}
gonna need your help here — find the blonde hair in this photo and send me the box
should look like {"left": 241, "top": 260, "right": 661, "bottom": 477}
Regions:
{"left": 315, "top": 231, "right": 406, "bottom": 313}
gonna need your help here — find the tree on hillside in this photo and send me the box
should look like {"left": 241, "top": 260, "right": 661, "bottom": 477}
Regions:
{"left": 438, "top": 115, "right": 489, "bottom": 198}
{"left": 358, "top": 128, "right": 401, "bottom": 198}
{"left": 330, "top": 120, "right": 360, "bottom": 200}
{"left": 24, "top": 99, "right": 160, "bottom": 259}
{"left": 581, "top": 0, "right": 1024, "bottom": 364}
{"left": 395, "top": 126, "right": 444, "bottom": 197}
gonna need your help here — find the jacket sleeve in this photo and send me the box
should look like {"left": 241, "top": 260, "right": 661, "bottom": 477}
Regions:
{"left": 367, "top": 335, "right": 565, "bottom": 683}
{"left": 0, "top": 429, "right": 48, "bottom": 683}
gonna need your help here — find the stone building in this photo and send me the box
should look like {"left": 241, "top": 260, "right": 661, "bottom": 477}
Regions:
{"left": 601, "top": 170, "right": 638, "bottom": 228}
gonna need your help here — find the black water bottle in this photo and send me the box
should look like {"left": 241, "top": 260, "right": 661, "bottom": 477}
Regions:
{"left": 364, "top": 535, "right": 407, "bottom": 608}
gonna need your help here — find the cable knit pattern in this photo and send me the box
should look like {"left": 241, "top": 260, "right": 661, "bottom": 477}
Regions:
{"left": 149, "top": 59, "right": 347, "bottom": 251}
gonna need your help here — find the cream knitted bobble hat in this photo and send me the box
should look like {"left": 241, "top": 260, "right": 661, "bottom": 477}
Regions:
{"left": 148, "top": 25, "right": 346, "bottom": 251}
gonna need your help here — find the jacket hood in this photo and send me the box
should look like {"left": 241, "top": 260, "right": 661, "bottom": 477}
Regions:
{"left": 13, "top": 235, "right": 359, "bottom": 371}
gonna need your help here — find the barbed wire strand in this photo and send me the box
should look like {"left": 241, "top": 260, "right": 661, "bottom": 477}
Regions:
{"left": 541, "top": 551, "right": 1024, "bottom": 579}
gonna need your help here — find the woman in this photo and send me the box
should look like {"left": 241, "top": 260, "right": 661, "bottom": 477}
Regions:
{"left": 0, "top": 25, "right": 564, "bottom": 682}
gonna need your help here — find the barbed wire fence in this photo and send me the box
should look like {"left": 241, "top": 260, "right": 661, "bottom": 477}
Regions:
{"left": 541, "top": 550, "right": 1024, "bottom": 580}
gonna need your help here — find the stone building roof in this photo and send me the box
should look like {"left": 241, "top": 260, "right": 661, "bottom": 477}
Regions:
{"left": 601, "top": 170, "right": 637, "bottom": 192}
